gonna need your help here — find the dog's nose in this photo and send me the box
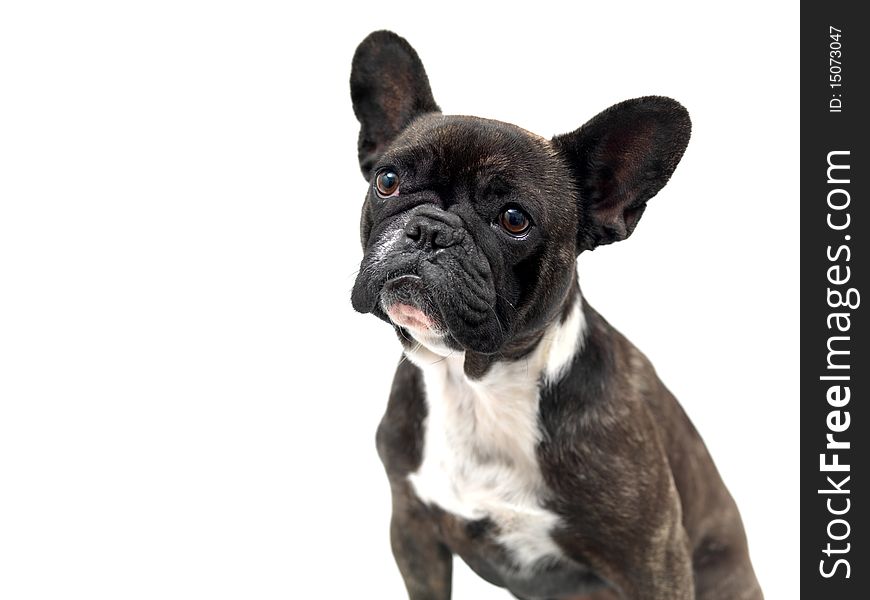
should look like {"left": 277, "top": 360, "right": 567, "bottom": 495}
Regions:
{"left": 404, "top": 216, "right": 458, "bottom": 251}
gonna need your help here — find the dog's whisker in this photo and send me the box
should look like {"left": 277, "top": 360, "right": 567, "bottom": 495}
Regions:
{"left": 428, "top": 347, "right": 456, "bottom": 366}
{"left": 484, "top": 300, "right": 507, "bottom": 336}
{"left": 397, "top": 343, "right": 421, "bottom": 367}
{"left": 493, "top": 291, "right": 518, "bottom": 314}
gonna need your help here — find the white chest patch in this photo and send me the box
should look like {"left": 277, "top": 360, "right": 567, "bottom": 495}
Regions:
{"left": 405, "top": 298, "right": 586, "bottom": 571}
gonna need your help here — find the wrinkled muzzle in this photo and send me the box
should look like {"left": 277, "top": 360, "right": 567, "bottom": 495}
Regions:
{"left": 351, "top": 205, "right": 505, "bottom": 354}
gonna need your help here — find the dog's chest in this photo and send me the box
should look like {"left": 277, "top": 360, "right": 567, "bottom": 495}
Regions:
{"left": 407, "top": 354, "right": 564, "bottom": 569}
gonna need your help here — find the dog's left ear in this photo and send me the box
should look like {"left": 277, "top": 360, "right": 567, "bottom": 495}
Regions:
{"left": 350, "top": 31, "right": 440, "bottom": 180}
{"left": 552, "top": 96, "right": 691, "bottom": 251}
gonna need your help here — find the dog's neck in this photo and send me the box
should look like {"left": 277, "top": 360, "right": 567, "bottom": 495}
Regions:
{"left": 404, "top": 292, "right": 587, "bottom": 389}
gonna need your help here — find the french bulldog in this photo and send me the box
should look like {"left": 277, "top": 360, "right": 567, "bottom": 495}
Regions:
{"left": 349, "top": 30, "right": 762, "bottom": 600}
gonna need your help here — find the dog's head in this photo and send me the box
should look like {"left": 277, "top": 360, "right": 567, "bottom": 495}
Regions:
{"left": 350, "top": 31, "right": 690, "bottom": 363}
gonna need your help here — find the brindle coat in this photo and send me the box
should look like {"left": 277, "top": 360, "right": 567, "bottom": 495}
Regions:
{"left": 350, "top": 30, "right": 763, "bottom": 600}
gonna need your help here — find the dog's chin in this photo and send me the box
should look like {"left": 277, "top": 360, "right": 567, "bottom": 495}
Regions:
{"left": 385, "top": 302, "right": 493, "bottom": 360}
{"left": 359, "top": 269, "right": 506, "bottom": 356}
{"left": 379, "top": 276, "right": 450, "bottom": 356}
{"left": 391, "top": 317, "right": 456, "bottom": 358}
{"left": 378, "top": 274, "right": 501, "bottom": 357}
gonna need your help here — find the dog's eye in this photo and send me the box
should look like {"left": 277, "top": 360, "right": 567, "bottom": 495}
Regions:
{"left": 499, "top": 207, "right": 531, "bottom": 236}
{"left": 375, "top": 170, "right": 400, "bottom": 197}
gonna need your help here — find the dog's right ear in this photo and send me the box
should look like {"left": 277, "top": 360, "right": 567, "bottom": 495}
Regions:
{"left": 351, "top": 31, "right": 439, "bottom": 179}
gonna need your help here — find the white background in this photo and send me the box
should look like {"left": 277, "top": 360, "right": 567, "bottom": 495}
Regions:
{"left": 0, "top": 1, "right": 798, "bottom": 598}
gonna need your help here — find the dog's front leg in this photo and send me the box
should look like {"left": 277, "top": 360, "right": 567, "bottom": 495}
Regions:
{"left": 630, "top": 527, "right": 694, "bottom": 600}
{"left": 555, "top": 482, "right": 694, "bottom": 600}
{"left": 388, "top": 480, "right": 453, "bottom": 600}
{"left": 693, "top": 540, "right": 763, "bottom": 600}
{"left": 606, "top": 515, "right": 694, "bottom": 600}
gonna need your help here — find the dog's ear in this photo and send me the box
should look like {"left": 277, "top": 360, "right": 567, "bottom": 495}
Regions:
{"left": 350, "top": 31, "right": 440, "bottom": 179}
{"left": 552, "top": 96, "right": 691, "bottom": 251}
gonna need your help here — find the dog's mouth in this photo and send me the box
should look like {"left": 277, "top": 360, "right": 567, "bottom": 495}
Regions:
{"left": 379, "top": 275, "right": 442, "bottom": 335}
{"left": 386, "top": 302, "right": 433, "bottom": 331}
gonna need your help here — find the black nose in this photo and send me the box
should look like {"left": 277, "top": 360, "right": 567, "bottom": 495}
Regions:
{"left": 404, "top": 216, "right": 458, "bottom": 251}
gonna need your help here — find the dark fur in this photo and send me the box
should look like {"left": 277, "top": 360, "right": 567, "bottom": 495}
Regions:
{"left": 350, "top": 30, "right": 762, "bottom": 600}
